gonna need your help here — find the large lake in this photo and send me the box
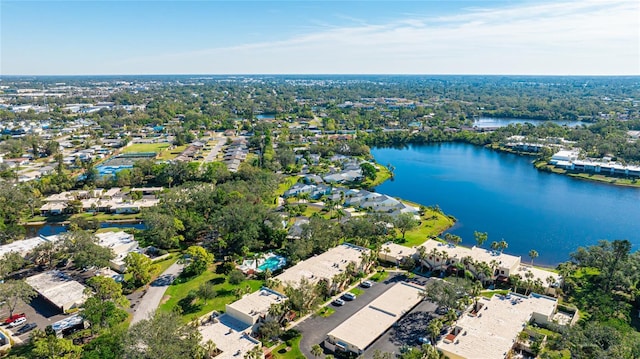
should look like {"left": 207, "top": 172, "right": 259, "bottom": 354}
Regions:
{"left": 372, "top": 143, "right": 640, "bottom": 266}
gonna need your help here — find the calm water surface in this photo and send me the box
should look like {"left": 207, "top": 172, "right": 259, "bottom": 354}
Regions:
{"left": 372, "top": 143, "right": 640, "bottom": 266}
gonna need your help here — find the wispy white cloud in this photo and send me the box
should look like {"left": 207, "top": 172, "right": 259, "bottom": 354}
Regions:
{"left": 102, "top": 0, "right": 640, "bottom": 75}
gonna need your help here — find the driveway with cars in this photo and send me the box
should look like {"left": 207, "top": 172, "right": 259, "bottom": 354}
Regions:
{"left": 296, "top": 272, "right": 408, "bottom": 359}
{"left": 0, "top": 295, "right": 67, "bottom": 343}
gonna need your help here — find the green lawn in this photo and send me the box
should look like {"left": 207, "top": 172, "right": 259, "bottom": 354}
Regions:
{"left": 400, "top": 206, "right": 455, "bottom": 247}
{"left": 158, "top": 145, "right": 188, "bottom": 160}
{"left": 349, "top": 287, "right": 364, "bottom": 296}
{"left": 361, "top": 164, "right": 393, "bottom": 188}
{"left": 75, "top": 212, "right": 142, "bottom": 221}
{"left": 271, "top": 336, "right": 305, "bottom": 359}
{"left": 152, "top": 254, "right": 178, "bottom": 275}
{"left": 370, "top": 271, "right": 389, "bottom": 282}
{"left": 315, "top": 306, "right": 335, "bottom": 318}
{"left": 121, "top": 143, "right": 170, "bottom": 154}
{"left": 276, "top": 176, "right": 301, "bottom": 196}
{"left": 159, "top": 265, "right": 263, "bottom": 323}
{"left": 480, "top": 289, "right": 509, "bottom": 299}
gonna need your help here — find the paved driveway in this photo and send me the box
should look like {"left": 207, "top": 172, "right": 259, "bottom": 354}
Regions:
{"left": 296, "top": 273, "right": 408, "bottom": 358}
{"left": 363, "top": 299, "right": 438, "bottom": 358}
{"left": 0, "top": 296, "right": 67, "bottom": 343}
{"left": 129, "top": 262, "right": 183, "bottom": 325}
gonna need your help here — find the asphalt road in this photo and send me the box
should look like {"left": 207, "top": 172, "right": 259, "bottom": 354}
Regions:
{"left": 296, "top": 273, "right": 408, "bottom": 359}
{"left": 129, "top": 262, "right": 183, "bottom": 325}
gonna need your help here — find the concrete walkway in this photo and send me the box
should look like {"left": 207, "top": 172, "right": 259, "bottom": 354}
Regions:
{"left": 130, "top": 262, "right": 183, "bottom": 325}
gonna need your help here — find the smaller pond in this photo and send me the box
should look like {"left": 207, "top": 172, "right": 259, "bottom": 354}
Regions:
{"left": 27, "top": 221, "right": 146, "bottom": 237}
{"left": 473, "top": 117, "right": 587, "bottom": 128}
{"left": 256, "top": 114, "right": 276, "bottom": 120}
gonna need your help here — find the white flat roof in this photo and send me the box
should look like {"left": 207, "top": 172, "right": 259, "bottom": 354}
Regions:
{"left": 418, "top": 239, "right": 521, "bottom": 272}
{"left": 275, "top": 243, "right": 369, "bottom": 287}
{"left": 0, "top": 236, "right": 45, "bottom": 257}
{"left": 327, "top": 282, "right": 424, "bottom": 352}
{"left": 25, "top": 270, "right": 87, "bottom": 310}
{"left": 198, "top": 315, "right": 261, "bottom": 359}
{"left": 437, "top": 293, "right": 557, "bottom": 359}
{"left": 380, "top": 242, "right": 413, "bottom": 261}
{"left": 226, "top": 287, "right": 287, "bottom": 320}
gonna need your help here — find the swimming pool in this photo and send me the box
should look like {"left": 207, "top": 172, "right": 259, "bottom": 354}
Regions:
{"left": 257, "top": 255, "right": 286, "bottom": 272}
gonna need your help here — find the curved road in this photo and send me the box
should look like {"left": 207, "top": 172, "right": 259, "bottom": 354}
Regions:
{"left": 130, "top": 262, "right": 183, "bottom": 325}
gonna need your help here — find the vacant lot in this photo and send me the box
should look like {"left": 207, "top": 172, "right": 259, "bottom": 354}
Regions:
{"left": 121, "top": 143, "right": 170, "bottom": 154}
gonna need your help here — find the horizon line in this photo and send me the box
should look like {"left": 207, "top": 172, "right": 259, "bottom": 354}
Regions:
{"left": 1, "top": 73, "right": 639, "bottom": 78}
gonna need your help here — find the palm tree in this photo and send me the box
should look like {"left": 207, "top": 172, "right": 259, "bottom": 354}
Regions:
{"left": 524, "top": 271, "right": 535, "bottom": 295}
{"left": 203, "top": 340, "right": 218, "bottom": 359}
{"left": 490, "top": 241, "right": 499, "bottom": 253}
{"left": 417, "top": 246, "right": 427, "bottom": 272}
{"left": 427, "top": 318, "right": 443, "bottom": 344}
{"left": 471, "top": 281, "right": 482, "bottom": 312}
{"left": 528, "top": 250, "right": 538, "bottom": 266}
{"left": 498, "top": 240, "right": 508, "bottom": 254}
{"left": 474, "top": 231, "right": 488, "bottom": 247}
{"left": 311, "top": 344, "right": 323, "bottom": 358}
{"left": 244, "top": 346, "right": 262, "bottom": 359}
{"left": 509, "top": 274, "right": 522, "bottom": 294}
{"left": 451, "top": 235, "right": 462, "bottom": 247}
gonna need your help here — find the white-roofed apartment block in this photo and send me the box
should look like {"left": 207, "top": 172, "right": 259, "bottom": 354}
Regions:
{"left": 95, "top": 231, "right": 141, "bottom": 272}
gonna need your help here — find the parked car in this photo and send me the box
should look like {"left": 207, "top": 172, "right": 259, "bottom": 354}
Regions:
{"left": 15, "top": 323, "right": 37, "bottom": 335}
{"left": 342, "top": 292, "right": 357, "bottom": 301}
{"left": 361, "top": 280, "right": 373, "bottom": 288}
{"left": 3, "top": 313, "right": 25, "bottom": 325}
{"left": 332, "top": 298, "right": 345, "bottom": 306}
{"left": 7, "top": 317, "right": 26, "bottom": 328}
{"left": 417, "top": 337, "right": 432, "bottom": 345}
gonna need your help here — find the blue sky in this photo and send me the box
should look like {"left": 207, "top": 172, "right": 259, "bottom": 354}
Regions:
{"left": 1, "top": 0, "right": 638, "bottom": 75}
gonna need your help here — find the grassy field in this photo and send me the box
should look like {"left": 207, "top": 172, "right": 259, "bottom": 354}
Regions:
{"left": 271, "top": 336, "right": 304, "bottom": 359}
{"left": 401, "top": 206, "right": 455, "bottom": 247}
{"left": 361, "top": 164, "right": 393, "bottom": 188}
{"left": 276, "top": 176, "right": 301, "bottom": 196}
{"left": 370, "top": 271, "right": 390, "bottom": 282}
{"left": 159, "top": 265, "right": 263, "bottom": 323}
{"left": 75, "top": 212, "right": 141, "bottom": 221}
{"left": 158, "top": 145, "right": 188, "bottom": 160}
{"left": 315, "top": 306, "right": 335, "bottom": 318}
{"left": 121, "top": 143, "right": 170, "bottom": 154}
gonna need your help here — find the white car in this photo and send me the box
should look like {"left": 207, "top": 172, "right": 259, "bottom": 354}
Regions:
{"left": 8, "top": 317, "right": 26, "bottom": 328}
{"left": 361, "top": 280, "right": 373, "bottom": 288}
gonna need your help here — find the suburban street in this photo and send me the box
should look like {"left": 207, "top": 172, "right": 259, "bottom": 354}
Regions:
{"left": 129, "top": 262, "right": 183, "bottom": 325}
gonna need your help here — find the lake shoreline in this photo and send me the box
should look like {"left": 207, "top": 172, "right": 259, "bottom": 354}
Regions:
{"left": 371, "top": 143, "right": 640, "bottom": 266}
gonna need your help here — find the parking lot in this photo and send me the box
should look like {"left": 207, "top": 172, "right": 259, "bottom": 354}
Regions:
{"left": 363, "top": 299, "right": 438, "bottom": 357}
{"left": 0, "top": 296, "right": 67, "bottom": 343}
{"left": 295, "top": 272, "right": 436, "bottom": 359}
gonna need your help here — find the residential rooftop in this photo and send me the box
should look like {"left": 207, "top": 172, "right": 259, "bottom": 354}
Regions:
{"left": 226, "top": 287, "right": 287, "bottom": 327}
{"left": 25, "top": 270, "right": 87, "bottom": 311}
{"left": 327, "top": 282, "right": 424, "bottom": 354}
{"left": 437, "top": 293, "right": 557, "bottom": 359}
{"left": 274, "top": 243, "right": 369, "bottom": 287}
{"left": 198, "top": 315, "right": 261, "bottom": 359}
